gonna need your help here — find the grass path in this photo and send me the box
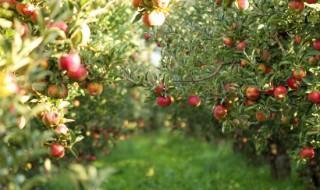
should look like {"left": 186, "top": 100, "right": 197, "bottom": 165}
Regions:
{"left": 99, "top": 130, "right": 304, "bottom": 190}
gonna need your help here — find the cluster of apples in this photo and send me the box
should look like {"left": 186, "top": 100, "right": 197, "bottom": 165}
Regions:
{"left": 154, "top": 83, "right": 202, "bottom": 108}
{"left": 132, "top": 0, "right": 170, "bottom": 27}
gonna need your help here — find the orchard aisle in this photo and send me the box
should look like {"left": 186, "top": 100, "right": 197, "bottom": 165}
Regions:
{"left": 98, "top": 130, "right": 303, "bottom": 190}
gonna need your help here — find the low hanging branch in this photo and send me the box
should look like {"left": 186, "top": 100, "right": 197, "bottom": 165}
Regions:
{"left": 172, "top": 63, "right": 224, "bottom": 84}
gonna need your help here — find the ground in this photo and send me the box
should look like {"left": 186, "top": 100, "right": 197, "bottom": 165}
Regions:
{"left": 98, "top": 129, "right": 304, "bottom": 190}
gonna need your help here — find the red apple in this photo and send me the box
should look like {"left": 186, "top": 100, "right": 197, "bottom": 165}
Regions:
{"left": 295, "top": 35, "right": 302, "bottom": 44}
{"left": 59, "top": 52, "right": 81, "bottom": 72}
{"left": 236, "top": 41, "right": 247, "bottom": 51}
{"left": 143, "top": 11, "right": 166, "bottom": 27}
{"left": 299, "top": 147, "right": 315, "bottom": 159}
{"left": 154, "top": 83, "right": 165, "bottom": 96}
{"left": 313, "top": 39, "right": 320, "bottom": 51}
{"left": 236, "top": 0, "right": 249, "bottom": 10}
{"left": 47, "top": 84, "right": 68, "bottom": 99}
{"left": 256, "top": 111, "right": 267, "bottom": 122}
{"left": 144, "top": 33, "right": 152, "bottom": 40}
{"left": 308, "top": 91, "right": 320, "bottom": 104}
{"left": 16, "top": 3, "right": 35, "bottom": 15}
{"left": 67, "top": 65, "right": 88, "bottom": 81}
{"left": 215, "top": 0, "right": 222, "bottom": 5}
{"left": 87, "top": 82, "right": 103, "bottom": 96}
{"left": 292, "top": 68, "right": 306, "bottom": 80}
{"left": 48, "top": 21, "right": 68, "bottom": 33}
{"left": 273, "top": 86, "right": 287, "bottom": 99}
{"left": 213, "top": 105, "right": 227, "bottom": 120}
{"left": 156, "top": 96, "right": 173, "bottom": 107}
{"left": 42, "top": 112, "right": 60, "bottom": 126}
{"left": 188, "top": 95, "right": 201, "bottom": 107}
{"left": 245, "top": 87, "right": 260, "bottom": 101}
{"left": 287, "top": 77, "right": 300, "bottom": 90}
{"left": 288, "top": 1, "right": 304, "bottom": 12}
{"left": 223, "top": 37, "right": 233, "bottom": 47}
{"left": 132, "top": 0, "right": 142, "bottom": 8}
{"left": 50, "top": 143, "right": 65, "bottom": 158}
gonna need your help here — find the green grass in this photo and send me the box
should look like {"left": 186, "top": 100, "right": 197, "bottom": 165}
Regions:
{"left": 99, "top": 130, "right": 304, "bottom": 190}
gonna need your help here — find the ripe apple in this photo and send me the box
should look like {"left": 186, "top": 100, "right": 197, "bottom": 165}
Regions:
{"left": 245, "top": 87, "right": 260, "bottom": 101}
{"left": 55, "top": 124, "right": 69, "bottom": 135}
{"left": 188, "top": 95, "right": 201, "bottom": 107}
{"left": 299, "top": 147, "right": 315, "bottom": 159}
{"left": 294, "top": 35, "right": 302, "bottom": 44}
{"left": 256, "top": 111, "right": 267, "bottom": 122}
{"left": 273, "top": 86, "right": 287, "bottom": 99}
{"left": 240, "top": 59, "right": 247, "bottom": 67}
{"left": 223, "top": 37, "right": 233, "bottom": 47}
{"left": 59, "top": 52, "right": 81, "bottom": 72}
{"left": 87, "top": 82, "right": 104, "bottom": 96}
{"left": 144, "top": 33, "right": 152, "bottom": 40}
{"left": 292, "top": 68, "right": 306, "bottom": 80}
{"left": 213, "top": 105, "right": 227, "bottom": 120}
{"left": 288, "top": 1, "right": 304, "bottom": 12}
{"left": 48, "top": 21, "right": 68, "bottom": 33}
{"left": 16, "top": 3, "right": 35, "bottom": 15}
{"left": 132, "top": 0, "right": 142, "bottom": 8}
{"left": 287, "top": 77, "right": 300, "bottom": 90}
{"left": 215, "top": 0, "right": 222, "bottom": 5}
{"left": 50, "top": 143, "right": 65, "bottom": 158}
{"left": 154, "top": 83, "right": 165, "bottom": 96}
{"left": 313, "top": 39, "right": 320, "bottom": 51}
{"left": 143, "top": 11, "right": 166, "bottom": 27}
{"left": 308, "top": 91, "right": 320, "bottom": 104}
{"left": 30, "top": 11, "right": 38, "bottom": 23}
{"left": 42, "top": 111, "right": 60, "bottom": 126}
{"left": 67, "top": 64, "right": 88, "bottom": 81}
{"left": 244, "top": 99, "right": 256, "bottom": 106}
{"left": 156, "top": 96, "right": 173, "bottom": 107}
{"left": 257, "top": 64, "right": 267, "bottom": 73}
{"left": 236, "top": 41, "right": 247, "bottom": 51}
{"left": 235, "top": 0, "right": 249, "bottom": 10}
{"left": 47, "top": 84, "right": 68, "bottom": 99}
{"left": 152, "top": 0, "right": 170, "bottom": 9}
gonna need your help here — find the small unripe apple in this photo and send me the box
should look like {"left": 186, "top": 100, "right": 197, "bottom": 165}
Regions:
{"left": 50, "top": 143, "right": 65, "bottom": 158}
{"left": 308, "top": 91, "right": 320, "bottom": 104}
{"left": 87, "top": 82, "right": 104, "bottom": 96}
{"left": 213, "top": 105, "right": 227, "bottom": 120}
{"left": 273, "top": 86, "right": 287, "bottom": 99}
{"left": 59, "top": 52, "right": 81, "bottom": 72}
{"left": 299, "top": 147, "right": 315, "bottom": 159}
{"left": 67, "top": 65, "right": 88, "bottom": 81}
{"left": 55, "top": 124, "right": 69, "bottom": 135}
{"left": 188, "top": 95, "right": 201, "bottom": 107}
{"left": 143, "top": 11, "right": 166, "bottom": 27}
{"left": 245, "top": 87, "right": 260, "bottom": 101}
